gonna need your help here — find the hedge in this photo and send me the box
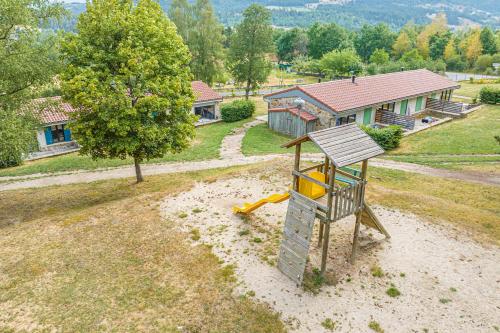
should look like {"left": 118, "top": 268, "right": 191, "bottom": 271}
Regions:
{"left": 220, "top": 99, "right": 255, "bottom": 122}
{"left": 479, "top": 87, "right": 500, "bottom": 105}
{"left": 362, "top": 125, "right": 404, "bottom": 151}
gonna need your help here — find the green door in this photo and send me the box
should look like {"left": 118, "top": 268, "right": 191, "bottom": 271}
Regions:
{"left": 399, "top": 99, "right": 408, "bottom": 115}
{"left": 363, "top": 107, "right": 372, "bottom": 125}
{"left": 415, "top": 96, "right": 424, "bottom": 112}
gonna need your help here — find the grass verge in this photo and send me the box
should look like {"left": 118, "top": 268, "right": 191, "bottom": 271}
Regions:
{"left": 0, "top": 119, "right": 249, "bottom": 178}
{"left": 242, "top": 123, "right": 320, "bottom": 155}
{"left": 389, "top": 105, "right": 500, "bottom": 156}
{"left": 454, "top": 82, "right": 500, "bottom": 98}
{"left": 367, "top": 166, "right": 500, "bottom": 245}
{"left": 0, "top": 165, "right": 286, "bottom": 332}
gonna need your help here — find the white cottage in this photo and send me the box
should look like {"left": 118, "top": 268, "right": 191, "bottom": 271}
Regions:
{"left": 32, "top": 81, "right": 223, "bottom": 153}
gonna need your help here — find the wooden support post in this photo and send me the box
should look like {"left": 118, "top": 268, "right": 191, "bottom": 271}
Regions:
{"left": 320, "top": 163, "right": 336, "bottom": 275}
{"left": 293, "top": 143, "right": 301, "bottom": 192}
{"left": 318, "top": 156, "right": 329, "bottom": 248}
{"left": 350, "top": 159, "right": 368, "bottom": 264}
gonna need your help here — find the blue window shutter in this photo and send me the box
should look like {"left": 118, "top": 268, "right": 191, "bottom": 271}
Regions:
{"left": 64, "top": 128, "right": 72, "bottom": 142}
{"left": 44, "top": 127, "right": 53, "bottom": 145}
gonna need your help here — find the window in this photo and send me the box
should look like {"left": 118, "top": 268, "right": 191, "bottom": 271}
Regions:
{"left": 336, "top": 114, "right": 356, "bottom": 126}
{"left": 380, "top": 102, "right": 395, "bottom": 112}
{"left": 195, "top": 105, "right": 216, "bottom": 119}
{"left": 51, "top": 124, "right": 65, "bottom": 143}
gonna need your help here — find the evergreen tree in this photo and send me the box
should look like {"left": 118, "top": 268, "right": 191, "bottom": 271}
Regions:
{"left": 228, "top": 4, "right": 273, "bottom": 99}
{"left": 61, "top": 0, "right": 195, "bottom": 183}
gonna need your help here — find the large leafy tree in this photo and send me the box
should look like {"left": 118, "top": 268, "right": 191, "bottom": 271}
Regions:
{"left": 392, "top": 31, "right": 412, "bottom": 59}
{"left": 168, "top": 0, "right": 192, "bottom": 43}
{"left": 189, "top": 0, "right": 225, "bottom": 86}
{"left": 480, "top": 27, "right": 497, "bottom": 55}
{"left": 276, "top": 28, "right": 308, "bottom": 63}
{"left": 61, "top": 0, "right": 195, "bottom": 183}
{"left": 354, "top": 23, "right": 396, "bottom": 61}
{"left": 307, "top": 23, "right": 352, "bottom": 59}
{"left": 228, "top": 4, "right": 273, "bottom": 99}
{"left": 429, "top": 31, "right": 452, "bottom": 60}
{"left": 320, "top": 49, "right": 363, "bottom": 78}
{"left": 169, "top": 0, "right": 224, "bottom": 86}
{"left": 0, "top": 0, "right": 64, "bottom": 168}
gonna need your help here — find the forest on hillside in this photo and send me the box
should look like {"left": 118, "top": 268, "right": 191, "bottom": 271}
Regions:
{"left": 60, "top": 0, "right": 500, "bottom": 30}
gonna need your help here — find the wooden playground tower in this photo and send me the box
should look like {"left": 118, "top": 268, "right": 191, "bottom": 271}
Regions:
{"left": 278, "top": 123, "right": 390, "bottom": 284}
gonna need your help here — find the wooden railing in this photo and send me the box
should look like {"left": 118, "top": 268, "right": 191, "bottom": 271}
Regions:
{"left": 332, "top": 181, "right": 366, "bottom": 221}
{"left": 426, "top": 98, "right": 464, "bottom": 114}
{"left": 375, "top": 109, "right": 415, "bottom": 130}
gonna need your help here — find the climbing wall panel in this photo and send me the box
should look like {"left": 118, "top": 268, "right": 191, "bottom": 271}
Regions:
{"left": 277, "top": 192, "right": 317, "bottom": 285}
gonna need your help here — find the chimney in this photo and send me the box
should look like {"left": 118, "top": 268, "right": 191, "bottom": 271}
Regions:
{"left": 351, "top": 75, "right": 356, "bottom": 83}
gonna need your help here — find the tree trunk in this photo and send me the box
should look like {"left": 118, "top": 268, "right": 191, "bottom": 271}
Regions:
{"left": 245, "top": 80, "right": 251, "bottom": 100}
{"left": 134, "top": 157, "right": 144, "bottom": 183}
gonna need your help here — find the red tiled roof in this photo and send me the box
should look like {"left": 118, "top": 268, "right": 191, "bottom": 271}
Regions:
{"left": 191, "top": 81, "right": 223, "bottom": 103}
{"left": 265, "top": 69, "right": 460, "bottom": 113}
{"left": 269, "top": 107, "right": 318, "bottom": 122}
{"left": 30, "top": 96, "right": 76, "bottom": 125}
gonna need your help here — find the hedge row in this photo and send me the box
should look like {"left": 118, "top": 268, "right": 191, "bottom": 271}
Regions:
{"left": 479, "top": 87, "right": 500, "bottom": 105}
{"left": 221, "top": 99, "right": 255, "bottom": 122}
{"left": 362, "top": 125, "right": 404, "bottom": 151}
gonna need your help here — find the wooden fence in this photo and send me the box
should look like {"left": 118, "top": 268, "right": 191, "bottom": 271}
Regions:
{"left": 332, "top": 181, "right": 366, "bottom": 221}
{"left": 426, "top": 98, "right": 464, "bottom": 114}
{"left": 375, "top": 109, "right": 416, "bottom": 130}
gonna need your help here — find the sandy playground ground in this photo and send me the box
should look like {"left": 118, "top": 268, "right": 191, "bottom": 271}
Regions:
{"left": 161, "top": 169, "right": 500, "bottom": 333}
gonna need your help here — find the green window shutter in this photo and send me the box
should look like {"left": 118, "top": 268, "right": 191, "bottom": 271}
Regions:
{"left": 399, "top": 100, "right": 408, "bottom": 115}
{"left": 415, "top": 96, "right": 423, "bottom": 112}
{"left": 363, "top": 107, "right": 372, "bottom": 125}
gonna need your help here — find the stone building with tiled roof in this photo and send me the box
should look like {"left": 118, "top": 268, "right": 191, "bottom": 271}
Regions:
{"left": 264, "top": 69, "right": 460, "bottom": 136}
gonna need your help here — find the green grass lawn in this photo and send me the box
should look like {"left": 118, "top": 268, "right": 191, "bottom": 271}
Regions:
{"left": 454, "top": 82, "right": 500, "bottom": 98}
{"left": 390, "top": 105, "right": 500, "bottom": 156}
{"left": 0, "top": 119, "right": 249, "bottom": 177}
{"left": 242, "top": 123, "right": 320, "bottom": 155}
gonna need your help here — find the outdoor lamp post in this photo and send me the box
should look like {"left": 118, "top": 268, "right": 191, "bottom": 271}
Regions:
{"left": 294, "top": 97, "right": 305, "bottom": 138}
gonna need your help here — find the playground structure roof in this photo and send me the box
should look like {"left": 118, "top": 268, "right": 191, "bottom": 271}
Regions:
{"left": 283, "top": 123, "right": 385, "bottom": 167}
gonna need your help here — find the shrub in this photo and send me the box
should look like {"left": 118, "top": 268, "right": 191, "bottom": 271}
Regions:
{"left": 362, "top": 125, "right": 404, "bottom": 151}
{"left": 220, "top": 99, "right": 255, "bottom": 122}
{"left": 479, "top": 86, "right": 500, "bottom": 104}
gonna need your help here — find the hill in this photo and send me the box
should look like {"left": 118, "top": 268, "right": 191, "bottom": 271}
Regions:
{"left": 60, "top": 0, "right": 500, "bottom": 29}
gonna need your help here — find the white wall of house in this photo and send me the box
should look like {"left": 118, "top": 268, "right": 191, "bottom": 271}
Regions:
{"left": 36, "top": 129, "right": 47, "bottom": 149}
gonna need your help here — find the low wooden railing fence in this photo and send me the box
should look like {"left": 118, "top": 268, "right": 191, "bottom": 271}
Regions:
{"left": 375, "top": 109, "right": 416, "bottom": 130}
{"left": 426, "top": 98, "right": 464, "bottom": 114}
{"left": 332, "top": 181, "right": 366, "bottom": 221}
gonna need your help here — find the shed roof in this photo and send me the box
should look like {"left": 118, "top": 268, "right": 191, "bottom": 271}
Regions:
{"left": 191, "top": 81, "right": 223, "bottom": 103}
{"left": 30, "top": 96, "right": 75, "bottom": 125}
{"left": 269, "top": 107, "right": 318, "bottom": 121}
{"left": 284, "top": 124, "right": 385, "bottom": 167}
{"left": 265, "top": 69, "right": 459, "bottom": 113}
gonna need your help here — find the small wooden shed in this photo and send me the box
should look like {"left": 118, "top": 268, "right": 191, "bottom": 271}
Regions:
{"left": 268, "top": 107, "right": 317, "bottom": 137}
{"left": 277, "top": 123, "right": 390, "bottom": 284}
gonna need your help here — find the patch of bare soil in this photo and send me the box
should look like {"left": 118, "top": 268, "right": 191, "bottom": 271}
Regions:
{"left": 161, "top": 173, "right": 500, "bottom": 333}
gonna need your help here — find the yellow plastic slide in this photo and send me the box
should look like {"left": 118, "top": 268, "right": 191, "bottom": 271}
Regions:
{"left": 233, "top": 171, "right": 326, "bottom": 214}
{"left": 232, "top": 192, "right": 291, "bottom": 214}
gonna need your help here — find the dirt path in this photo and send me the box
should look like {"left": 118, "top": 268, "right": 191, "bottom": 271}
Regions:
{"left": 371, "top": 158, "right": 500, "bottom": 186}
{"left": 1, "top": 155, "right": 498, "bottom": 191}
{"left": 161, "top": 175, "right": 500, "bottom": 333}
{"left": 219, "top": 119, "right": 264, "bottom": 159}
